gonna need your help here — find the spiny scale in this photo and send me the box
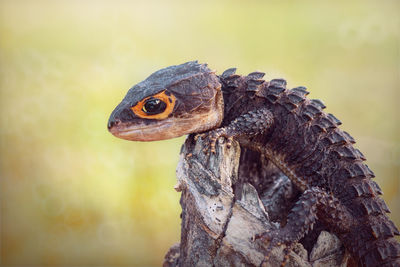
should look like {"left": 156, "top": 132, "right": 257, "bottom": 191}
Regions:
{"left": 218, "top": 66, "right": 400, "bottom": 266}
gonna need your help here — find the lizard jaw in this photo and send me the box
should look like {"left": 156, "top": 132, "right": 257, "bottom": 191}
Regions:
{"left": 109, "top": 111, "right": 223, "bottom": 142}
{"left": 109, "top": 119, "right": 183, "bottom": 141}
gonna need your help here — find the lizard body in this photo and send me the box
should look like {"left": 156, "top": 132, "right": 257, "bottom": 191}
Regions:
{"left": 108, "top": 61, "right": 400, "bottom": 267}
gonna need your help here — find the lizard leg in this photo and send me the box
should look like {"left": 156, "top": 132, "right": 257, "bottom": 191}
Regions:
{"left": 203, "top": 108, "right": 274, "bottom": 153}
{"left": 259, "top": 244, "right": 293, "bottom": 267}
{"left": 255, "top": 187, "right": 353, "bottom": 265}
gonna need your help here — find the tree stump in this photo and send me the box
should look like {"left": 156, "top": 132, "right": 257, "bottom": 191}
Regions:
{"left": 164, "top": 135, "right": 352, "bottom": 267}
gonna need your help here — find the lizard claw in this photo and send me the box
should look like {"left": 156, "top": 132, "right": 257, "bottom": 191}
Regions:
{"left": 194, "top": 133, "right": 205, "bottom": 141}
{"left": 226, "top": 136, "right": 234, "bottom": 149}
{"left": 208, "top": 128, "right": 227, "bottom": 153}
{"left": 254, "top": 229, "right": 292, "bottom": 267}
{"left": 197, "top": 128, "right": 229, "bottom": 154}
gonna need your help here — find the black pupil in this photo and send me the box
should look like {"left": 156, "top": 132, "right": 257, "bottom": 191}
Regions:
{"left": 143, "top": 98, "right": 167, "bottom": 115}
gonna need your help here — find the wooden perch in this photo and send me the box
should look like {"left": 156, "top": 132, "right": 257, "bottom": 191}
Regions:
{"left": 164, "top": 135, "right": 352, "bottom": 267}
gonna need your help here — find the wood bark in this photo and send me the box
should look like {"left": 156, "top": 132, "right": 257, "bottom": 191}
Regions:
{"left": 164, "top": 135, "right": 352, "bottom": 267}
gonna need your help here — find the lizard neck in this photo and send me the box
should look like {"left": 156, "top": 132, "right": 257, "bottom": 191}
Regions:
{"left": 219, "top": 74, "right": 269, "bottom": 128}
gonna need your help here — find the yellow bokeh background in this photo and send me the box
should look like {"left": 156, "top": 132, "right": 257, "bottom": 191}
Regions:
{"left": 0, "top": 0, "right": 399, "bottom": 266}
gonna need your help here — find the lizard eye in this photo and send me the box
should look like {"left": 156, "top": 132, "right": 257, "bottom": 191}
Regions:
{"left": 131, "top": 90, "right": 176, "bottom": 120}
{"left": 142, "top": 98, "right": 166, "bottom": 115}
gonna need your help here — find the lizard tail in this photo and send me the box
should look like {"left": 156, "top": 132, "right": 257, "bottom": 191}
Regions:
{"left": 341, "top": 192, "right": 400, "bottom": 266}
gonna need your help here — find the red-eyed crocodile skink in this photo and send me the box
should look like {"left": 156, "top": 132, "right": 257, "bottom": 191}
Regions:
{"left": 108, "top": 61, "right": 400, "bottom": 267}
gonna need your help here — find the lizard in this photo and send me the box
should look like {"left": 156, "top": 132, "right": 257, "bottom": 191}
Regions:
{"left": 107, "top": 61, "right": 400, "bottom": 267}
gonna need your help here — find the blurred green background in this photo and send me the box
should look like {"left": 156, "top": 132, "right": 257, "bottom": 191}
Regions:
{"left": 0, "top": 0, "right": 399, "bottom": 266}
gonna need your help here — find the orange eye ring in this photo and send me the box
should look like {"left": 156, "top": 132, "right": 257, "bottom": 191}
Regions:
{"left": 131, "top": 90, "right": 176, "bottom": 120}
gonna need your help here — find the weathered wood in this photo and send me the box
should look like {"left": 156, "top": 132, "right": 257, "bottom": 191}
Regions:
{"left": 164, "top": 135, "right": 352, "bottom": 267}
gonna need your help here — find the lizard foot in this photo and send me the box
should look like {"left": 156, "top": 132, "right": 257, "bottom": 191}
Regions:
{"left": 196, "top": 108, "right": 274, "bottom": 154}
{"left": 198, "top": 127, "right": 231, "bottom": 154}
{"left": 255, "top": 229, "right": 294, "bottom": 267}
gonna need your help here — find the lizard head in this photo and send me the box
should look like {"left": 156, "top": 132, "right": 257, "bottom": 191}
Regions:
{"left": 108, "top": 61, "right": 224, "bottom": 141}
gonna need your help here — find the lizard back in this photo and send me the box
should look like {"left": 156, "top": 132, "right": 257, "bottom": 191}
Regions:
{"left": 219, "top": 69, "right": 400, "bottom": 267}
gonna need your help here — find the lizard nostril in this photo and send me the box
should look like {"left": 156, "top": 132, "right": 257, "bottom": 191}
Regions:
{"left": 108, "top": 119, "right": 120, "bottom": 130}
{"left": 107, "top": 121, "right": 113, "bottom": 130}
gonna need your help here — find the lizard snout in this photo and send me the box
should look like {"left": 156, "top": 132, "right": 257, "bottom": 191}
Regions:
{"left": 107, "top": 118, "right": 121, "bottom": 130}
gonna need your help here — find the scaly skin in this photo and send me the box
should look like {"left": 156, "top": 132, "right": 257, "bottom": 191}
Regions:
{"left": 108, "top": 61, "right": 400, "bottom": 267}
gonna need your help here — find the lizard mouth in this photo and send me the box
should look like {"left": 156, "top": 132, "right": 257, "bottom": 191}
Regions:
{"left": 109, "top": 111, "right": 222, "bottom": 142}
{"left": 109, "top": 119, "right": 182, "bottom": 141}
